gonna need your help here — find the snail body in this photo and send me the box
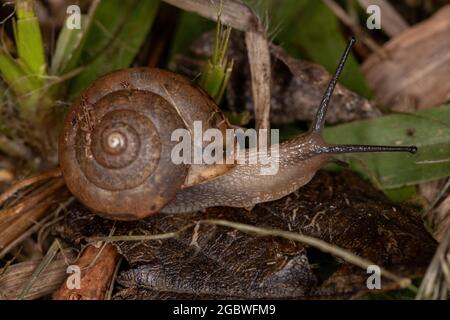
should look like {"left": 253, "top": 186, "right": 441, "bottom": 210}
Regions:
{"left": 59, "top": 39, "right": 416, "bottom": 220}
{"left": 161, "top": 132, "right": 330, "bottom": 213}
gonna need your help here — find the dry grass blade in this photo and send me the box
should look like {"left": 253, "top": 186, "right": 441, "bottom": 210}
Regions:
{"left": 0, "top": 202, "right": 51, "bottom": 252}
{"left": 0, "top": 167, "right": 62, "bottom": 207}
{"left": 86, "top": 225, "right": 193, "bottom": 242}
{"left": 423, "top": 178, "right": 450, "bottom": 218}
{"left": 0, "top": 209, "right": 55, "bottom": 259}
{"left": 18, "top": 239, "right": 61, "bottom": 299}
{"left": 0, "top": 197, "right": 75, "bottom": 259}
{"left": 0, "top": 178, "right": 66, "bottom": 252}
{"left": 0, "top": 177, "right": 65, "bottom": 221}
{"left": 162, "top": 0, "right": 259, "bottom": 32}
{"left": 417, "top": 224, "right": 450, "bottom": 299}
{"left": 362, "top": 5, "right": 450, "bottom": 111}
{"left": 245, "top": 31, "right": 271, "bottom": 130}
{"left": 105, "top": 257, "right": 122, "bottom": 300}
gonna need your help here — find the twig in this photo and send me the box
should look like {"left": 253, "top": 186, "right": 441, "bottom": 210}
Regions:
{"left": 86, "top": 224, "right": 193, "bottom": 242}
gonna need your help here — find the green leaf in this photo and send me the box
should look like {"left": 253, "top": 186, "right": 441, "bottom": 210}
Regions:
{"left": 0, "top": 53, "right": 43, "bottom": 117}
{"left": 323, "top": 105, "right": 450, "bottom": 189}
{"left": 15, "top": 0, "right": 46, "bottom": 78}
{"left": 0, "top": 0, "right": 48, "bottom": 118}
{"left": 0, "top": 53, "right": 39, "bottom": 94}
{"left": 67, "top": 0, "right": 160, "bottom": 100}
{"left": 51, "top": 15, "right": 87, "bottom": 75}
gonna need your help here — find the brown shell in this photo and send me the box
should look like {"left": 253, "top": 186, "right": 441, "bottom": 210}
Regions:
{"left": 59, "top": 68, "right": 227, "bottom": 220}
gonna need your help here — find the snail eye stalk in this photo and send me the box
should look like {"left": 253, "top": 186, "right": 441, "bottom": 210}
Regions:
{"left": 311, "top": 37, "right": 356, "bottom": 133}
{"left": 312, "top": 37, "right": 417, "bottom": 155}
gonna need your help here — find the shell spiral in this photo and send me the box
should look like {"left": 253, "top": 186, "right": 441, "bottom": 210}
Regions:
{"left": 59, "top": 68, "right": 226, "bottom": 220}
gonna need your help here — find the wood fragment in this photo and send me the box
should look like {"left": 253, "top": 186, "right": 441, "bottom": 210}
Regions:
{"left": 0, "top": 254, "right": 73, "bottom": 300}
{"left": 53, "top": 244, "right": 120, "bottom": 300}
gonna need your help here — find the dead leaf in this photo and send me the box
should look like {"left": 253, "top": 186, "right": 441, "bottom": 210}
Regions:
{"left": 54, "top": 171, "right": 436, "bottom": 299}
{"left": 362, "top": 5, "right": 450, "bottom": 111}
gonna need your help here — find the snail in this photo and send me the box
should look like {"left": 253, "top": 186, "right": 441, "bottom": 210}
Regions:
{"left": 59, "top": 38, "right": 417, "bottom": 220}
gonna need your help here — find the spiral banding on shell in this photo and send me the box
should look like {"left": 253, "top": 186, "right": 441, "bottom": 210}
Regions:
{"left": 59, "top": 68, "right": 227, "bottom": 220}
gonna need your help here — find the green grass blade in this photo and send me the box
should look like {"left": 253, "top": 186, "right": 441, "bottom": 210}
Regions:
{"left": 67, "top": 0, "right": 160, "bottom": 100}
{"left": 198, "top": 21, "right": 233, "bottom": 104}
{"left": 51, "top": 15, "right": 87, "bottom": 75}
{"left": 0, "top": 52, "right": 41, "bottom": 95}
{"left": 15, "top": 0, "right": 46, "bottom": 78}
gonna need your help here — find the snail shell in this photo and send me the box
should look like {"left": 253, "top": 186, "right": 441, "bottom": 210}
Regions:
{"left": 59, "top": 68, "right": 228, "bottom": 220}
